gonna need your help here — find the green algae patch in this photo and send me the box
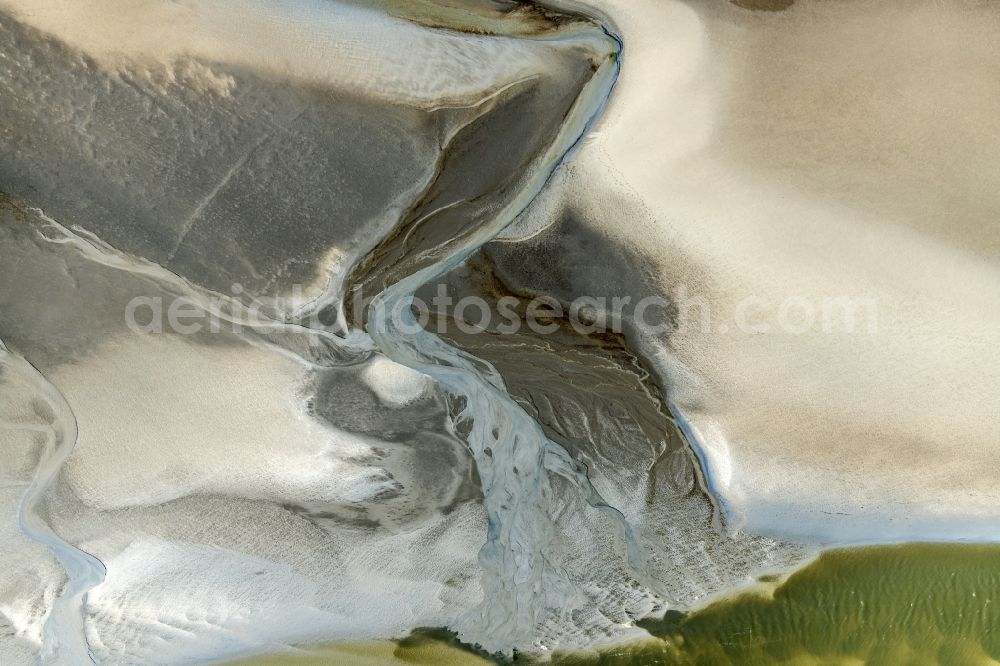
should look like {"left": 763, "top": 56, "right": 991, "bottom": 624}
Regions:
{"left": 224, "top": 628, "right": 492, "bottom": 666}
{"left": 612, "top": 543, "right": 1000, "bottom": 666}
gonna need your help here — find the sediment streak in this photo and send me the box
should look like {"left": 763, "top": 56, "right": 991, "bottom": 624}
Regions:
{"left": 1, "top": 340, "right": 105, "bottom": 663}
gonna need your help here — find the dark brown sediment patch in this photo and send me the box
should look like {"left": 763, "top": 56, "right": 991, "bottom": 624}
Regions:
{"left": 0, "top": 191, "right": 30, "bottom": 222}
{"left": 416, "top": 251, "right": 693, "bottom": 506}
{"left": 728, "top": 0, "right": 795, "bottom": 12}
{"left": 348, "top": 0, "right": 593, "bottom": 37}
{"left": 343, "top": 9, "right": 611, "bottom": 327}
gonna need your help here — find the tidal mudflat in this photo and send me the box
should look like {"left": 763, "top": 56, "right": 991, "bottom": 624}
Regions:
{"left": 1, "top": 0, "right": 998, "bottom": 663}
{"left": 230, "top": 545, "right": 1000, "bottom": 664}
